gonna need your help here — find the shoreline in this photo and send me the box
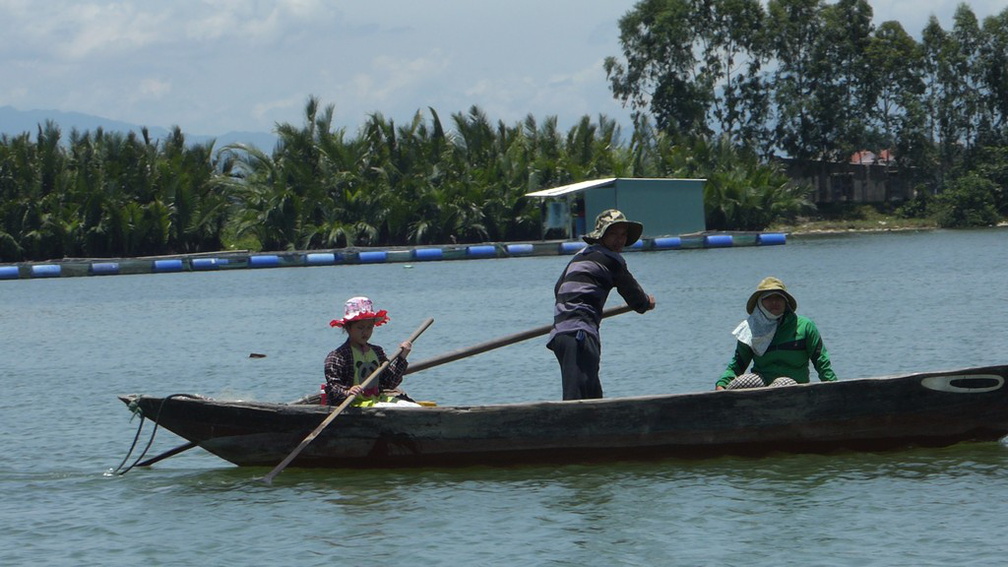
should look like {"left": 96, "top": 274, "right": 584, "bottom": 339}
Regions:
{"left": 773, "top": 211, "right": 1008, "bottom": 236}
{"left": 771, "top": 215, "right": 935, "bottom": 236}
{"left": 781, "top": 221, "right": 1008, "bottom": 236}
{"left": 782, "top": 225, "right": 935, "bottom": 236}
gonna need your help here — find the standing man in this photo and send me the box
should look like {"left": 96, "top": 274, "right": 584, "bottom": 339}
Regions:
{"left": 548, "top": 209, "right": 656, "bottom": 400}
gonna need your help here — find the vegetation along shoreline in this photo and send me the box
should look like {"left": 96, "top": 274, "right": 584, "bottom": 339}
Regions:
{"left": 2, "top": 2, "right": 1006, "bottom": 265}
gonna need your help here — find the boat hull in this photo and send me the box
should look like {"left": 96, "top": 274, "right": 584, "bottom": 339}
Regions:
{"left": 119, "top": 364, "right": 1008, "bottom": 468}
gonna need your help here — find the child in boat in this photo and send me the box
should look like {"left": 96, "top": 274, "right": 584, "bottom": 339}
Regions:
{"left": 324, "top": 296, "right": 417, "bottom": 407}
{"left": 716, "top": 277, "right": 837, "bottom": 390}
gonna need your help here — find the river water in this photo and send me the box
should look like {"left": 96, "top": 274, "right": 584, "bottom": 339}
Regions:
{"left": 2, "top": 228, "right": 1007, "bottom": 565}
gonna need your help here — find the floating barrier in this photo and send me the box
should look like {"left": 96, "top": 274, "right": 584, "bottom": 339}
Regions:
{"left": 466, "top": 245, "right": 497, "bottom": 258}
{"left": 192, "top": 258, "right": 225, "bottom": 270}
{"left": 249, "top": 254, "right": 280, "bottom": 268}
{"left": 91, "top": 262, "right": 120, "bottom": 276}
{"left": 388, "top": 250, "right": 413, "bottom": 263}
{"left": 153, "top": 259, "right": 184, "bottom": 272}
{"left": 413, "top": 248, "right": 444, "bottom": 261}
{"left": 506, "top": 243, "right": 534, "bottom": 256}
{"left": 0, "top": 232, "right": 786, "bottom": 281}
{"left": 305, "top": 253, "right": 338, "bottom": 266}
{"left": 358, "top": 251, "right": 388, "bottom": 264}
{"left": 560, "top": 241, "right": 587, "bottom": 254}
{"left": 757, "top": 233, "right": 786, "bottom": 246}
{"left": 653, "top": 237, "right": 681, "bottom": 250}
{"left": 31, "top": 264, "right": 61, "bottom": 278}
{"left": 704, "top": 234, "right": 734, "bottom": 248}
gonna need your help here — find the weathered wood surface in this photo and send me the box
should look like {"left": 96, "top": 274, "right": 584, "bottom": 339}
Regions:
{"left": 119, "top": 364, "right": 1008, "bottom": 468}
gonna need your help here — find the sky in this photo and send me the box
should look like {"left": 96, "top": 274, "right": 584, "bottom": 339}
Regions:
{"left": 1, "top": 0, "right": 1005, "bottom": 138}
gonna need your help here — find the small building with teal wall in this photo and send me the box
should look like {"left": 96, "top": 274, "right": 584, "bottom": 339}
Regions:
{"left": 525, "top": 177, "right": 706, "bottom": 240}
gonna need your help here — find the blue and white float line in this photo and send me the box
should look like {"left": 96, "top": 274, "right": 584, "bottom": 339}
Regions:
{"left": 0, "top": 233, "right": 785, "bottom": 280}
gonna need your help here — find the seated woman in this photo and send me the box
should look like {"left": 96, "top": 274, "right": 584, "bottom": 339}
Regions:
{"left": 716, "top": 277, "right": 837, "bottom": 390}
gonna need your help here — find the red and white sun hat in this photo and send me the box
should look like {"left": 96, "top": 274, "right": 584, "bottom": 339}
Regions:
{"left": 330, "top": 296, "right": 389, "bottom": 328}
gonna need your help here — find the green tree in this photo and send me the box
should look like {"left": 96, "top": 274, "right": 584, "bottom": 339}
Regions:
{"left": 821, "top": 0, "right": 877, "bottom": 155}
{"left": 978, "top": 8, "right": 1008, "bottom": 144}
{"left": 949, "top": 5, "right": 985, "bottom": 151}
{"left": 605, "top": 0, "right": 712, "bottom": 137}
{"left": 767, "top": 0, "right": 876, "bottom": 162}
{"left": 696, "top": 0, "right": 770, "bottom": 147}
{"left": 932, "top": 173, "right": 1001, "bottom": 227}
{"left": 965, "top": 145, "right": 1008, "bottom": 214}
{"left": 224, "top": 97, "right": 344, "bottom": 250}
{"left": 692, "top": 136, "right": 815, "bottom": 230}
{"left": 605, "top": 0, "right": 771, "bottom": 145}
{"left": 766, "top": 0, "right": 826, "bottom": 161}
{"left": 921, "top": 16, "right": 958, "bottom": 184}
{"left": 864, "top": 21, "right": 932, "bottom": 190}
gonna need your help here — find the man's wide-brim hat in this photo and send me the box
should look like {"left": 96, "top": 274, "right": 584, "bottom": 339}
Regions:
{"left": 582, "top": 209, "right": 644, "bottom": 246}
{"left": 330, "top": 296, "right": 389, "bottom": 328}
{"left": 746, "top": 276, "right": 798, "bottom": 314}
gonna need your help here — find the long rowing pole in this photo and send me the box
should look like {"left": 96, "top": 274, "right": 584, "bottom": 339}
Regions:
{"left": 404, "top": 303, "right": 634, "bottom": 375}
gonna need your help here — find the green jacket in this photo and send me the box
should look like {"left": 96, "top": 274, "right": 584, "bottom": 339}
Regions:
{"left": 717, "top": 311, "right": 837, "bottom": 388}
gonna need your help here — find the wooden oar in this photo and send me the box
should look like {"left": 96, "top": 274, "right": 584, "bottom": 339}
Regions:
{"left": 404, "top": 303, "right": 634, "bottom": 375}
{"left": 136, "top": 441, "right": 198, "bottom": 467}
{"left": 261, "top": 317, "right": 434, "bottom": 484}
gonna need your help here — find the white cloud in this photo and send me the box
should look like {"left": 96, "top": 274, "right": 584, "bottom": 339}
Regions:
{"left": 0, "top": 0, "right": 1004, "bottom": 137}
{"left": 138, "top": 78, "right": 172, "bottom": 99}
{"left": 252, "top": 95, "right": 305, "bottom": 123}
{"left": 359, "top": 52, "right": 452, "bottom": 102}
{"left": 185, "top": 0, "right": 335, "bottom": 43}
{"left": 49, "top": 4, "right": 169, "bottom": 59}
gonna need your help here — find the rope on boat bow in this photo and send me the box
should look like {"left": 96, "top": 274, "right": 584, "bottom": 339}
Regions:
{"left": 111, "top": 394, "right": 203, "bottom": 476}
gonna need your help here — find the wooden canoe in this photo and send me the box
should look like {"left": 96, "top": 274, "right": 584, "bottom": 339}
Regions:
{"left": 119, "top": 364, "right": 1008, "bottom": 468}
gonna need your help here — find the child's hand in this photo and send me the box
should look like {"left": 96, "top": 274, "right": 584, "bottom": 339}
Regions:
{"left": 347, "top": 385, "right": 364, "bottom": 397}
{"left": 399, "top": 340, "right": 412, "bottom": 358}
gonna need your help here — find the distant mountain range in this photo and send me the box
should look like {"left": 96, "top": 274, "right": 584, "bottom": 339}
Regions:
{"left": 0, "top": 105, "right": 278, "bottom": 152}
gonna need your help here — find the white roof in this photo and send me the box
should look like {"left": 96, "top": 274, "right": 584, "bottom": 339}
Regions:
{"left": 524, "top": 177, "right": 706, "bottom": 198}
{"left": 524, "top": 177, "right": 617, "bottom": 198}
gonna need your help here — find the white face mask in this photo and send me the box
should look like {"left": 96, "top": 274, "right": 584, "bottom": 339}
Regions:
{"left": 733, "top": 306, "right": 781, "bottom": 356}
